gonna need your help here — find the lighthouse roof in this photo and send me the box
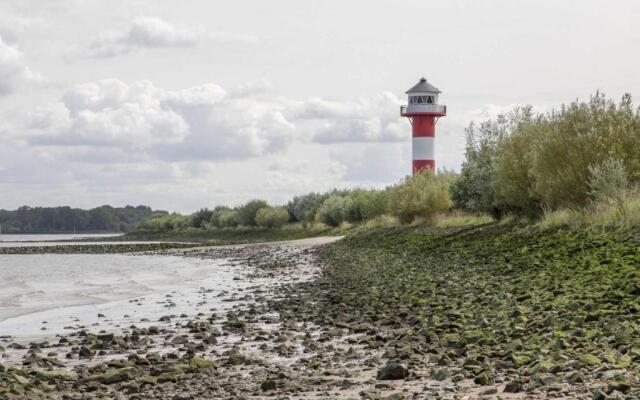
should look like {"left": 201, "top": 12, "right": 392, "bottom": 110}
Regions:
{"left": 405, "top": 78, "right": 441, "bottom": 94}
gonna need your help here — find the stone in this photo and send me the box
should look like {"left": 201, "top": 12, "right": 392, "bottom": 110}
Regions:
{"left": 90, "top": 367, "right": 138, "bottom": 384}
{"left": 474, "top": 372, "right": 494, "bottom": 386}
{"left": 34, "top": 369, "right": 78, "bottom": 382}
{"left": 376, "top": 361, "right": 409, "bottom": 380}
{"left": 579, "top": 354, "right": 601, "bottom": 366}
{"left": 78, "top": 346, "right": 95, "bottom": 359}
{"left": 503, "top": 380, "right": 523, "bottom": 393}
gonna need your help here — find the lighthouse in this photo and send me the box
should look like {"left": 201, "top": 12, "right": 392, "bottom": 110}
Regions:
{"left": 400, "top": 78, "right": 447, "bottom": 174}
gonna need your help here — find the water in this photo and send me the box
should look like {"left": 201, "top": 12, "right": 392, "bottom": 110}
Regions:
{"left": 0, "top": 233, "right": 123, "bottom": 242}
{"left": 0, "top": 233, "right": 168, "bottom": 247}
{"left": 0, "top": 236, "right": 242, "bottom": 339}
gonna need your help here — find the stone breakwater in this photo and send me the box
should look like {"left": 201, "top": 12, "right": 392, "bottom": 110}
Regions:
{"left": 0, "top": 243, "right": 198, "bottom": 255}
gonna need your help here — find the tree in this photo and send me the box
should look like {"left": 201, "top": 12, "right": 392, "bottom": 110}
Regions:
{"left": 255, "top": 207, "right": 290, "bottom": 228}
{"left": 236, "top": 200, "right": 268, "bottom": 226}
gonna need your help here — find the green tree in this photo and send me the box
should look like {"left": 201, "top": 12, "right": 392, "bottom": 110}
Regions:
{"left": 235, "top": 200, "right": 268, "bottom": 226}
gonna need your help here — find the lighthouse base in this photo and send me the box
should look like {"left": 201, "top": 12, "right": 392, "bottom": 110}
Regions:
{"left": 413, "top": 160, "right": 435, "bottom": 174}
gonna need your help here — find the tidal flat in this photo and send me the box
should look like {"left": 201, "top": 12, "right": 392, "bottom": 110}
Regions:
{"left": 0, "top": 226, "right": 638, "bottom": 399}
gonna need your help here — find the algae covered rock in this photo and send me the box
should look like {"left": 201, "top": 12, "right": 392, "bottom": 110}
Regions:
{"left": 89, "top": 367, "right": 138, "bottom": 384}
{"left": 34, "top": 369, "right": 78, "bottom": 382}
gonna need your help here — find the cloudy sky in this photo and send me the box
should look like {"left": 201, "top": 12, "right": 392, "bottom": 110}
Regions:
{"left": 1, "top": 0, "right": 639, "bottom": 212}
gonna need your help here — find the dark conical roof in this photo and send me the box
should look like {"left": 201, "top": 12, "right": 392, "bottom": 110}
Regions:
{"left": 405, "top": 77, "right": 441, "bottom": 94}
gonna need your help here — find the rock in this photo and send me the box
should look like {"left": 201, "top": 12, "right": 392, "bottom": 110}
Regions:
{"left": 260, "top": 379, "right": 278, "bottom": 391}
{"left": 89, "top": 367, "right": 139, "bottom": 384}
{"left": 511, "top": 353, "right": 532, "bottom": 366}
{"left": 376, "top": 361, "right": 409, "bottom": 380}
{"left": 380, "top": 394, "right": 404, "bottom": 400}
{"left": 579, "top": 354, "right": 601, "bottom": 366}
{"left": 78, "top": 346, "right": 95, "bottom": 359}
{"left": 190, "top": 358, "right": 216, "bottom": 370}
{"left": 503, "top": 380, "right": 523, "bottom": 393}
{"left": 97, "top": 333, "right": 114, "bottom": 342}
{"left": 474, "top": 372, "right": 494, "bottom": 386}
{"left": 157, "top": 371, "right": 182, "bottom": 383}
{"left": 564, "top": 371, "right": 584, "bottom": 384}
{"left": 429, "top": 368, "right": 449, "bottom": 381}
{"left": 607, "top": 381, "right": 631, "bottom": 394}
{"left": 592, "top": 390, "right": 607, "bottom": 400}
{"left": 34, "top": 369, "right": 78, "bottom": 382}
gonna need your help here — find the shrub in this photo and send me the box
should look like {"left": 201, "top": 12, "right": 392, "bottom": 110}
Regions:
{"left": 344, "top": 189, "right": 389, "bottom": 223}
{"left": 216, "top": 209, "right": 239, "bottom": 228}
{"left": 235, "top": 199, "right": 268, "bottom": 226}
{"left": 387, "top": 170, "right": 453, "bottom": 224}
{"left": 255, "top": 207, "right": 290, "bottom": 228}
{"left": 318, "top": 195, "right": 352, "bottom": 227}
{"left": 531, "top": 93, "right": 640, "bottom": 208}
{"left": 190, "top": 208, "right": 213, "bottom": 228}
{"left": 588, "top": 158, "right": 629, "bottom": 212}
{"left": 209, "top": 206, "right": 231, "bottom": 228}
{"left": 288, "top": 193, "right": 329, "bottom": 222}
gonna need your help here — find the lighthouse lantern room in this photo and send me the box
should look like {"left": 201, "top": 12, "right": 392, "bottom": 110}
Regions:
{"left": 400, "top": 77, "right": 447, "bottom": 174}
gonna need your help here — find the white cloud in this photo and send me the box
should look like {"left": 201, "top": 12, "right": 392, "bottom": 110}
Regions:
{"left": 330, "top": 142, "right": 410, "bottom": 183}
{"left": 26, "top": 79, "right": 295, "bottom": 161}
{"left": 287, "top": 91, "right": 409, "bottom": 143}
{"left": 83, "top": 16, "right": 257, "bottom": 58}
{"left": 0, "top": 34, "right": 42, "bottom": 95}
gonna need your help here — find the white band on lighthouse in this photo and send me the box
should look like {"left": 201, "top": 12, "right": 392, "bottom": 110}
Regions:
{"left": 412, "top": 137, "right": 435, "bottom": 160}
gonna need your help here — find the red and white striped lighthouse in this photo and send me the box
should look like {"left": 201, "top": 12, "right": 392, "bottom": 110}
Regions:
{"left": 400, "top": 78, "right": 447, "bottom": 174}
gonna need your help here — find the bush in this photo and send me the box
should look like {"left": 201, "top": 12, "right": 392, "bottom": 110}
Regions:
{"left": 137, "top": 213, "right": 190, "bottom": 232}
{"left": 216, "top": 209, "right": 239, "bottom": 228}
{"left": 343, "top": 189, "right": 388, "bottom": 223}
{"left": 531, "top": 93, "right": 640, "bottom": 208}
{"left": 255, "top": 207, "right": 290, "bottom": 228}
{"left": 588, "top": 158, "right": 629, "bottom": 211}
{"left": 209, "top": 206, "right": 230, "bottom": 228}
{"left": 288, "top": 193, "right": 329, "bottom": 222}
{"left": 191, "top": 208, "right": 213, "bottom": 228}
{"left": 235, "top": 199, "right": 268, "bottom": 226}
{"left": 318, "top": 195, "right": 352, "bottom": 227}
{"left": 387, "top": 171, "right": 454, "bottom": 224}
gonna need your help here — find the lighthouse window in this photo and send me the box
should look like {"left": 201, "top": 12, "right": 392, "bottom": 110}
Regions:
{"left": 427, "top": 96, "right": 434, "bottom": 104}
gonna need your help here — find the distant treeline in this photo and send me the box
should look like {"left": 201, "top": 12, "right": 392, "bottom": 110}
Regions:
{"left": 0, "top": 205, "right": 168, "bottom": 233}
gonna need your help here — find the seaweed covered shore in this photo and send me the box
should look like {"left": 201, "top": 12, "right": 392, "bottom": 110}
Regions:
{"left": 0, "top": 224, "right": 639, "bottom": 399}
{"left": 281, "top": 224, "right": 640, "bottom": 398}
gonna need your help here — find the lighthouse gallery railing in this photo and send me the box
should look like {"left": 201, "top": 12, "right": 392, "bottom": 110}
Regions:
{"left": 400, "top": 104, "right": 447, "bottom": 115}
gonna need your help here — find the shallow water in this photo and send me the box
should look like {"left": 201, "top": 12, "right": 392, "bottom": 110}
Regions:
{"left": 0, "top": 252, "right": 241, "bottom": 339}
{"left": 0, "top": 233, "right": 138, "bottom": 247}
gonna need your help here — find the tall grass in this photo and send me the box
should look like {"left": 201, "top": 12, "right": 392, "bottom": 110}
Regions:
{"left": 433, "top": 210, "right": 493, "bottom": 228}
{"left": 538, "top": 192, "right": 640, "bottom": 231}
